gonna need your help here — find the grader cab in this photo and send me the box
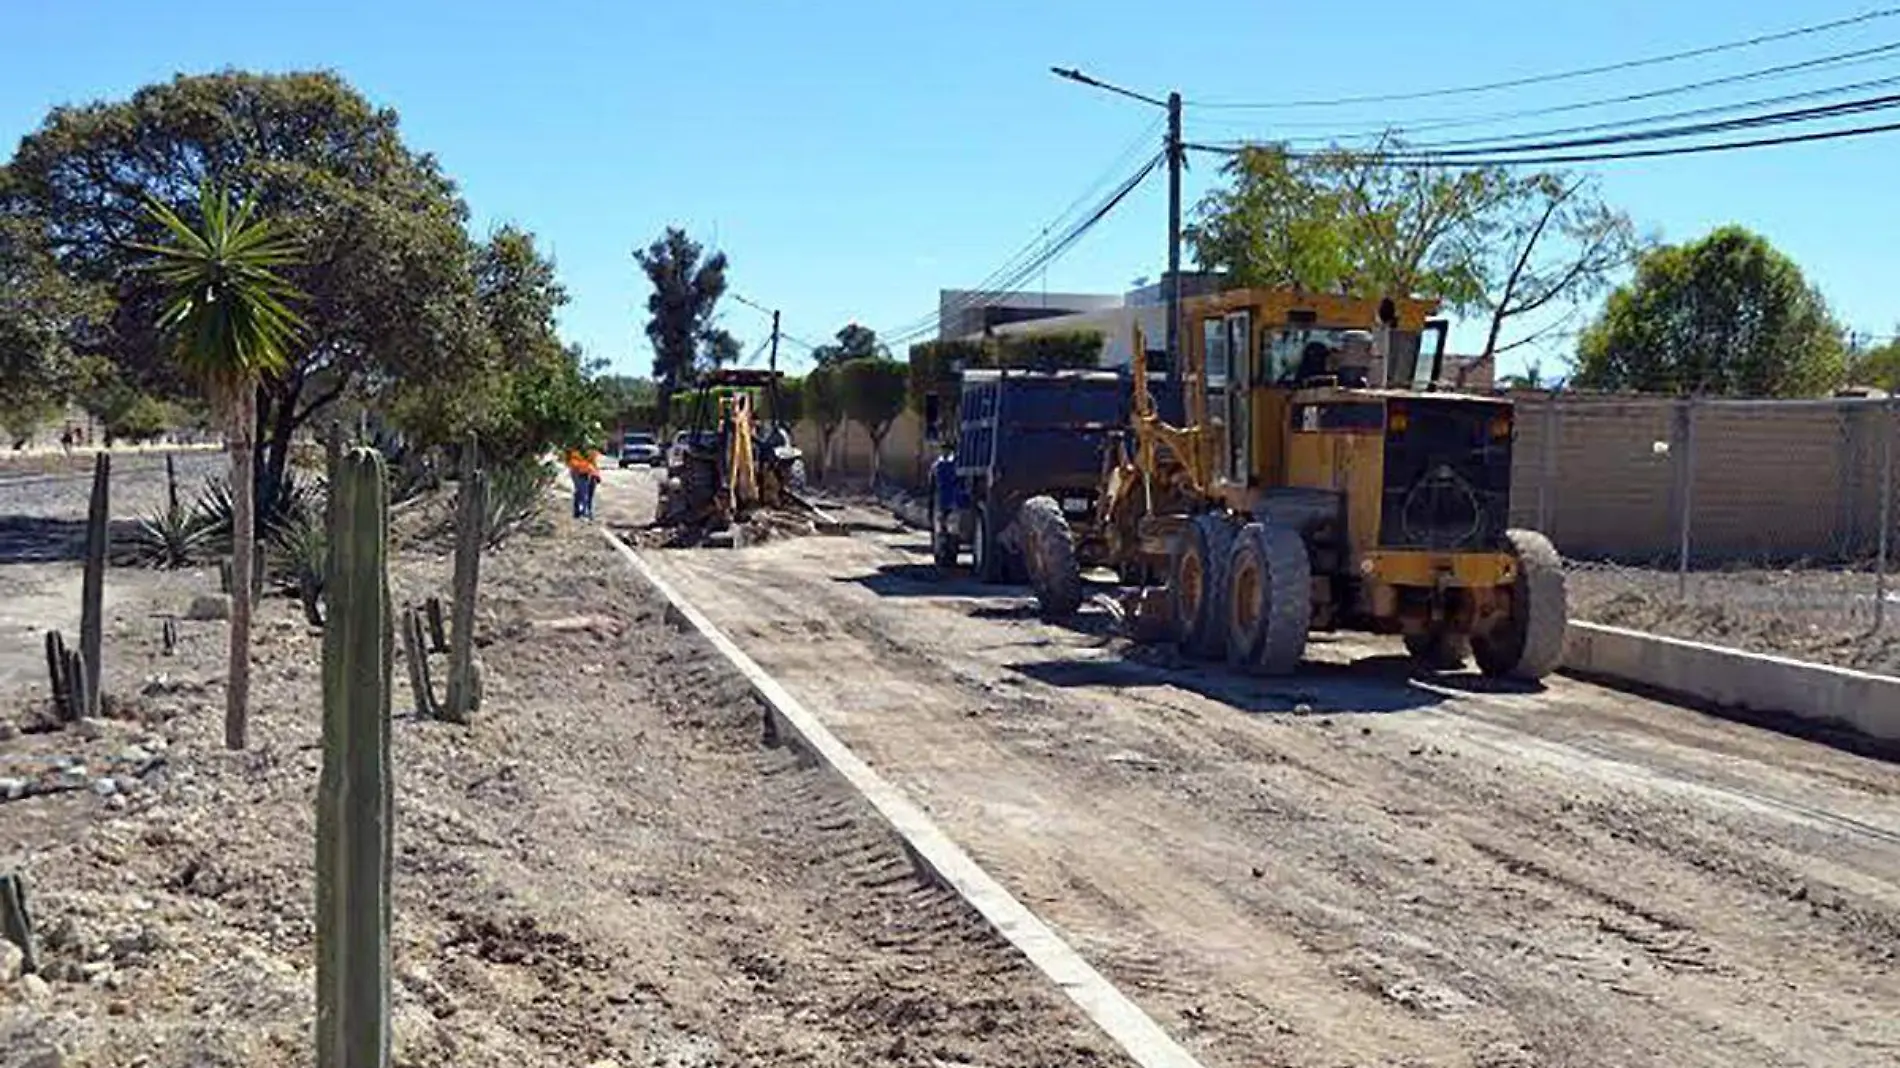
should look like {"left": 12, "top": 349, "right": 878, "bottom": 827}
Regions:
{"left": 1020, "top": 287, "right": 1567, "bottom": 681}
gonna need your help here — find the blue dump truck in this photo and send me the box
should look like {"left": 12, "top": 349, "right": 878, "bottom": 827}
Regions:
{"left": 930, "top": 367, "right": 1180, "bottom": 603}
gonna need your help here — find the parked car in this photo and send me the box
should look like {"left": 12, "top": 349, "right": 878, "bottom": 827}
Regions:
{"left": 618, "top": 432, "right": 662, "bottom": 468}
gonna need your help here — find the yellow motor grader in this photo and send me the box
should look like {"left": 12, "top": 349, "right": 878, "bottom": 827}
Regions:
{"left": 1019, "top": 287, "right": 1567, "bottom": 680}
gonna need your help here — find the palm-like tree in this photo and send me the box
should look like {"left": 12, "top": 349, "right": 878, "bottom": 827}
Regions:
{"left": 137, "top": 184, "right": 303, "bottom": 750}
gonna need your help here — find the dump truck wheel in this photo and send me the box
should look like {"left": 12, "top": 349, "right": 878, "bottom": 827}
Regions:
{"left": 1473, "top": 529, "right": 1568, "bottom": 681}
{"left": 1404, "top": 630, "right": 1470, "bottom": 672}
{"left": 973, "top": 501, "right": 1006, "bottom": 584}
{"left": 1225, "top": 522, "right": 1311, "bottom": 675}
{"left": 1170, "top": 513, "right": 1237, "bottom": 660}
{"left": 1020, "top": 495, "right": 1083, "bottom": 617}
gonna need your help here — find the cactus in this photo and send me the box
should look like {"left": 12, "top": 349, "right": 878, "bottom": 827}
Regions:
{"left": 162, "top": 618, "right": 178, "bottom": 656}
{"left": 314, "top": 446, "right": 394, "bottom": 1068}
{"left": 80, "top": 452, "right": 107, "bottom": 719}
{"left": 444, "top": 434, "right": 484, "bottom": 724}
{"left": 42, "top": 631, "right": 86, "bottom": 723}
{"left": 423, "top": 597, "right": 447, "bottom": 655}
{"left": 400, "top": 606, "right": 443, "bottom": 720}
{"left": 0, "top": 872, "right": 36, "bottom": 976}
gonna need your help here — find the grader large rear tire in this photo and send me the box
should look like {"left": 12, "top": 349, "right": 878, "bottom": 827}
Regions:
{"left": 1170, "top": 513, "right": 1237, "bottom": 660}
{"left": 1225, "top": 522, "right": 1311, "bottom": 676}
{"left": 1020, "top": 495, "right": 1083, "bottom": 618}
{"left": 1473, "top": 529, "right": 1567, "bottom": 681}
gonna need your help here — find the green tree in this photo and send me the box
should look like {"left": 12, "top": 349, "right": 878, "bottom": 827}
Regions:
{"left": 1572, "top": 225, "right": 1846, "bottom": 397}
{"left": 2, "top": 69, "right": 494, "bottom": 516}
{"left": 0, "top": 215, "right": 106, "bottom": 437}
{"left": 838, "top": 357, "right": 907, "bottom": 483}
{"left": 137, "top": 183, "right": 303, "bottom": 752}
{"left": 1187, "top": 140, "right": 1637, "bottom": 354}
{"left": 811, "top": 322, "right": 885, "bottom": 366}
{"left": 805, "top": 362, "right": 845, "bottom": 480}
{"left": 1847, "top": 331, "right": 1900, "bottom": 390}
{"left": 459, "top": 226, "right": 600, "bottom": 459}
{"left": 633, "top": 227, "right": 729, "bottom": 429}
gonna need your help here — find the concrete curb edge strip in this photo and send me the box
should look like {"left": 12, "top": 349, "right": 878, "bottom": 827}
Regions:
{"left": 1564, "top": 620, "right": 1900, "bottom": 742}
{"left": 599, "top": 528, "right": 1209, "bottom": 1068}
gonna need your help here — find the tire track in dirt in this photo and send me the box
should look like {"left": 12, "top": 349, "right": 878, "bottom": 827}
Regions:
{"left": 643, "top": 529, "right": 1900, "bottom": 1067}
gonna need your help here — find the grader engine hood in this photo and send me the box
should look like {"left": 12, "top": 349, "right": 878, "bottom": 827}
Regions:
{"left": 1377, "top": 397, "right": 1514, "bottom": 551}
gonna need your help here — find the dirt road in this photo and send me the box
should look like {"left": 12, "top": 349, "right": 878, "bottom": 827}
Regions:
{"left": 607, "top": 467, "right": 1900, "bottom": 1068}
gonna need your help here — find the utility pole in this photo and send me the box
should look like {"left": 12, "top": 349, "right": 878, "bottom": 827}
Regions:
{"left": 769, "top": 309, "right": 781, "bottom": 376}
{"left": 1165, "top": 90, "right": 1183, "bottom": 384}
{"left": 1049, "top": 67, "right": 1184, "bottom": 384}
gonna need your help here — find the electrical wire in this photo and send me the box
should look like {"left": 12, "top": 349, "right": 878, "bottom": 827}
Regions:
{"left": 1257, "top": 90, "right": 1900, "bottom": 161}
{"left": 1188, "top": 5, "right": 1900, "bottom": 109}
{"left": 882, "top": 150, "right": 1165, "bottom": 345}
{"left": 1188, "top": 114, "right": 1900, "bottom": 167}
{"left": 885, "top": 151, "right": 1163, "bottom": 345}
{"left": 880, "top": 114, "right": 1164, "bottom": 342}
{"left": 1333, "top": 70, "right": 1900, "bottom": 150}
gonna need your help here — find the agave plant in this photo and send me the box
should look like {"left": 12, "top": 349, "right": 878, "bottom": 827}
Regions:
{"left": 125, "top": 499, "right": 216, "bottom": 569}
{"left": 267, "top": 504, "right": 328, "bottom": 627}
{"left": 191, "top": 467, "right": 324, "bottom": 553}
{"left": 482, "top": 459, "right": 555, "bottom": 549}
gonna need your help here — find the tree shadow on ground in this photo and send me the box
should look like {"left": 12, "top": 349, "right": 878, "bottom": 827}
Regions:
{"left": 0, "top": 517, "right": 147, "bottom": 566}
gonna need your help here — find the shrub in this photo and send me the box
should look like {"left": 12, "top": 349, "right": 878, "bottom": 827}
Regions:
{"left": 993, "top": 329, "right": 1103, "bottom": 369}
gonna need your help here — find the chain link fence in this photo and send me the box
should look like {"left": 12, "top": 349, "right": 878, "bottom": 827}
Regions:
{"left": 1509, "top": 391, "right": 1900, "bottom": 672}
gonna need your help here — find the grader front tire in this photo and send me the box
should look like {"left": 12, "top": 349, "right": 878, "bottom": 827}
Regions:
{"left": 1225, "top": 522, "right": 1311, "bottom": 676}
{"left": 1473, "top": 529, "right": 1568, "bottom": 681}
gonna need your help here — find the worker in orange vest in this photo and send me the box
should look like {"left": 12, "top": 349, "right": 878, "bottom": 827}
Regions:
{"left": 565, "top": 444, "right": 602, "bottom": 520}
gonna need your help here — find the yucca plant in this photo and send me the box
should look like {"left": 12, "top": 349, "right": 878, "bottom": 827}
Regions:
{"left": 136, "top": 182, "right": 304, "bottom": 751}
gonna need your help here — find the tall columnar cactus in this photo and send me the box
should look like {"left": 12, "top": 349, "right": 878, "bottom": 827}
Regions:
{"left": 315, "top": 446, "right": 393, "bottom": 1068}
{"left": 80, "top": 451, "right": 108, "bottom": 718}
{"left": 444, "top": 434, "right": 484, "bottom": 724}
{"left": 0, "top": 872, "right": 36, "bottom": 976}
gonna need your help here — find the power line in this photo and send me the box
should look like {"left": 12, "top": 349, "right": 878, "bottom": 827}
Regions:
{"left": 1317, "top": 91, "right": 1900, "bottom": 161}
{"left": 1342, "top": 70, "right": 1900, "bottom": 150}
{"left": 879, "top": 115, "right": 1164, "bottom": 343}
{"left": 1189, "top": 114, "right": 1900, "bottom": 167}
{"left": 882, "top": 150, "right": 1165, "bottom": 346}
{"left": 1188, "top": 5, "right": 1900, "bottom": 109}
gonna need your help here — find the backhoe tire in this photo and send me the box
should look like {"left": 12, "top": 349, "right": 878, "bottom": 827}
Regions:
{"left": 1020, "top": 495, "right": 1083, "bottom": 618}
{"left": 1170, "top": 513, "right": 1237, "bottom": 660}
{"left": 1473, "top": 529, "right": 1568, "bottom": 681}
{"left": 1404, "top": 630, "right": 1471, "bottom": 672}
{"left": 973, "top": 500, "right": 1006, "bottom": 585}
{"left": 1225, "top": 522, "right": 1311, "bottom": 676}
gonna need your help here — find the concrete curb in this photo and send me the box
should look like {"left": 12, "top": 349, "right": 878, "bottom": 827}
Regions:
{"left": 1564, "top": 621, "right": 1900, "bottom": 742}
{"left": 598, "top": 528, "right": 1207, "bottom": 1068}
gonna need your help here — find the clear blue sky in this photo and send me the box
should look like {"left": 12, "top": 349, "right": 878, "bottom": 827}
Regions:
{"left": 4, "top": 0, "right": 1897, "bottom": 379}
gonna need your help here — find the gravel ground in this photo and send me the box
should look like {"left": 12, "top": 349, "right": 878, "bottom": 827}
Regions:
{"left": 1567, "top": 563, "right": 1900, "bottom": 675}
{"left": 627, "top": 463, "right": 1900, "bottom": 1068}
{"left": 0, "top": 472, "right": 1124, "bottom": 1065}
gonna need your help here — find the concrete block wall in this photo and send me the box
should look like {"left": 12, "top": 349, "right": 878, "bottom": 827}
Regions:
{"left": 790, "top": 387, "right": 1899, "bottom": 564}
